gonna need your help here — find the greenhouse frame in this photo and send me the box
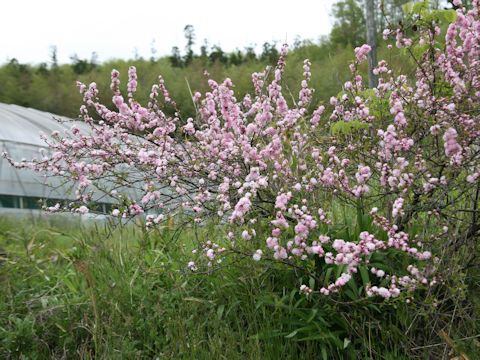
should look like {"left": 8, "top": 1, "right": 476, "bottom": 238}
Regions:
{"left": 0, "top": 103, "right": 110, "bottom": 215}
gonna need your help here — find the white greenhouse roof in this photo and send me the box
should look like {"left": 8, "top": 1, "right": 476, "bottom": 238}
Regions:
{"left": 0, "top": 103, "right": 80, "bottom": 147}
{"left": 0, "top": 103, "right": 141, "bottom": 208}
{"left": 0, "top": 103, "right": 88, "bottom": 199}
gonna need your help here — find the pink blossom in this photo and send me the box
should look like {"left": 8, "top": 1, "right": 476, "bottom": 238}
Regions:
{"left": 354, "top": 44, "right": 372, "bottom": 62}
{"left": 392, "top": 197, "right": 405, "bottom": 218}
{"left": 443, "top": 128, "right": 462, "bottom": 157}
{"left": 11, "top": 7, "right": 480, "bottom": 303}
{"left": 252, "top": 249, "right": 262, "bottom": 261}
{"left": 230, "top": 196, "right": 252, "bottom": 221}
{"left": 77, "top": 206, "right": 89, "bottom": 214}
{"left": 275, "top": 192, "right": 292, "bottom": 211}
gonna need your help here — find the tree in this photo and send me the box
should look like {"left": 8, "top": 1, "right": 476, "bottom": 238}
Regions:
{"left": 150, "top": 38, "right": 157, "bottom": 63}
{"left": 378, "top": 0, "right": 412, "bottom": 30}
{"left": 7, "top": 6, "right": 480, "bottom": 338}
{"left": 329, "top": 0, "right": 412, "bottom": 48}
{"left": 260, "top": 42, "right": 279, "bottom": 64}
{"left": 183, "top": 24, "right": 196, "bottom": 65}
{"left": 49, "top": 46, "right": 58, "bottom": 70}
{"left": 228, "top": 50, "right": 244, "bottom": 66}
{"left": 70, "top": 54, "right": 96, "bottom": 75}
{"left": 366, "top": 0, "right": 378, "bottom": 88}
{"left": 5, "top": 4, "right": 480, "bottom": 356}
{"left": 330, "top": 0, "right": 366, "bottom": 47}
{"left": 0, "top": 59, "right": 33, "bottom": 107}
{"left": 209, "top": 44, "right": 227, "bottom": 64}
{"left": 169, "top": 46, "right": 183, "bottom": 68}
{"left": 244, "top": 46, "right": 257, "bottom": 62}
{"left": 200, "top": 39, "right": 209, "bottom": 61}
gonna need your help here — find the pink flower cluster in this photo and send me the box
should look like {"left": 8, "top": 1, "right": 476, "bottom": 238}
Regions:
{"left": 6, "top": 3, "right": 480, "bottom": 300}
{"left": 354, "top": 44, "right": 371, "bottom": 62}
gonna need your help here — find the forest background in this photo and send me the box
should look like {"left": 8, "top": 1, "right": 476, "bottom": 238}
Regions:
{"left": 0, "top": 0, "right": 424, "bottom": 119}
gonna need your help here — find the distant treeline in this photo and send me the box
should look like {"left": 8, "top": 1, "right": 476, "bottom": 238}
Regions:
{"left": 0, "top": 43, "right": 353, "bottom": 119}
{"left": 0, "top": 0, "right": 426, "bottom": 119}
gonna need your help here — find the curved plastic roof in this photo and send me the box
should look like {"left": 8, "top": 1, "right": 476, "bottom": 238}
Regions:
{"left": 0, "top": 103, "right": 81, "bottom": 147}
{"left": 0, "top": 103, "right": 140, "bottom": 205}
{"left": 0, "top": 103, "right": 88, "bottom": 198}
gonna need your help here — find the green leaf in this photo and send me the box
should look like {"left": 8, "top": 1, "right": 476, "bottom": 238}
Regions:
{"left": 285, "top": 329, "right": 298, "bottom": 338}
{"left": 413, "top": 1, "right": 429, "bottom": 14}
{"left": 60, "top": 275, "right": 79, "bottom": 294}
{"left": 289, "top": 289, "right": 296, "bottom": 305}
{"left": 331, "top": 121, "right": 344, "bottom": 135}
{"left": 294, "top": 298, "right": 305, "bottom": 309}
{"left": 255, "top": 298, "right": 264, "bottom": 310}
{"left": 336, "top": 264, "right": 347, "bottom": 278}
{"left": 331, "top": 120, "right": 368, "bottom": 135}
{"left": 403, "top": 2, "right": 413, "bottom": 14}
{"left": 347, "top": 277, "right": 359, "bottom": 297}
{"left": 345, "top": 289, "right": 357, "bottom": 300}
{"left": 343, "top": 337, "right": 352, "bottom": 349}
{"left": 353, "top": 121, "right": 369, "bottom": 130}
{"left": 413, "top": 44, "right": 430, "bottom": 58}
{"left": 321, "top": 346, "right": 328, "bottom": 360}
{"left": 309, "top": 276, "right": 315, "bottom": 291}
{"left": 324, "top": 267, "right": 333, "bottom": 286}
{"left": 297, "top": 333, "right": 328, "bottom": 341}
{"left": 216, "top": 304, "right": 225, "bottom": 320}
{"left": 359, "top": 265, "right": 370, "bottom": 288}
{"left": 306, "top": 308, "right": 318, "bottom": 323}
{"left": 439, "top": 9, "right": 458, "bottom": 24}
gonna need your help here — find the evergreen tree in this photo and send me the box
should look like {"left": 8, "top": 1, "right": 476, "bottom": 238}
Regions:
{"left": 184, "top": 24, "right": 196, "bottom": 65}
{"left": 330, "top": 0, "right": 366, "bottom": 47}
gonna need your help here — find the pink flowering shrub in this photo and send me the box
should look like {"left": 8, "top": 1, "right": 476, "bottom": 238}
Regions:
{"left": 5, "top": 0, "right": 480, "bottom": 301}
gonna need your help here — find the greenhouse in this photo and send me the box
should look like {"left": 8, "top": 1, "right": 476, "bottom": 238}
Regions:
{"left": 0, "top": 102, "right": 110, "bottom": 214}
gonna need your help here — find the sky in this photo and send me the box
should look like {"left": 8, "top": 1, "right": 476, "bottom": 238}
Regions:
{"left": 1, "top": 0, "right": 337, "bottom": 65}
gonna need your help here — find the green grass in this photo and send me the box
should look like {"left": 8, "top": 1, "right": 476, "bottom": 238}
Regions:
{"left": 0, "top": 216, "right": 478, "bottom": 359}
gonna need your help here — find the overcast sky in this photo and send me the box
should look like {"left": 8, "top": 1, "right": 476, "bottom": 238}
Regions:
{"left": 1, "top": 0, "right": 336, "bottom": 65}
